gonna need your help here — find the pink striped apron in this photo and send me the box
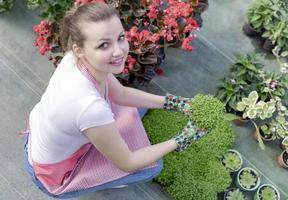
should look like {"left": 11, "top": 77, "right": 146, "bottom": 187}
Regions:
{"left": 29, "top": 62, "right": 157, "bottom": 195}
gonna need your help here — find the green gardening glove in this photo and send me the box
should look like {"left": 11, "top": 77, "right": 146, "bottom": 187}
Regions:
{"left": 172, "top": 120, "right": 208, "bottom": 152}
{"left": 163, "top": 93, "right": 193, "bottom": 116}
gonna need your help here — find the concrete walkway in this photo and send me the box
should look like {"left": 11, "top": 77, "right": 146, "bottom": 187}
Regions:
{"left": 0, "top": 0, "right": 287, "bottom": 199}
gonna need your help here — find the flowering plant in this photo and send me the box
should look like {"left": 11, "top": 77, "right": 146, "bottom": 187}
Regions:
{"left": 29, "top": 0, "right": 208, "bottom": 85}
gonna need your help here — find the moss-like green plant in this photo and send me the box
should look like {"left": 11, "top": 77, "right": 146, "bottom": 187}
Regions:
{"left": 190, "top": 94, "right": 225, "bottom": 129}
{"left": 260, "top": 186, "right": 278, "bottom": 200}
{"left": 143, "top": 109, "right": 235, "bottom": 200}
{"left": 239, "top": 170, "right": 257, "bottom": 189}
{"left": 226, "top": 189, "right": 247, "bottom": 200}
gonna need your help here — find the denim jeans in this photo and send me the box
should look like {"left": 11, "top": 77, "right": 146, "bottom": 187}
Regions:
{"left": 23, "top": 108, "right": 163, "bottom": 199}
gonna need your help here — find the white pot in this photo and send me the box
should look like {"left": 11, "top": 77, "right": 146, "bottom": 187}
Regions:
{"left": 236, "top": 167, "right": 261, "bottom": 192}
{"left": 222, "top": 149, "right": 243, "bottom": 172}
{"left": 254, "top": 183, "right": 280, "bottom": 200}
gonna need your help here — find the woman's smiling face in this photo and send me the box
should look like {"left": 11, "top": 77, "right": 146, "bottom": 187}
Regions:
{"left": 77, "top": 15, "right": 129, "bottom": 75}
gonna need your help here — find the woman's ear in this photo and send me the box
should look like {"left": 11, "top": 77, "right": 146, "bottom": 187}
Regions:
{"left": 72, "top": 44, "right": 84, "bottom": 58}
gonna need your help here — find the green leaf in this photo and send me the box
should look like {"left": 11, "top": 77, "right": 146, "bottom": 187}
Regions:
{"left": 236, "top": 102, "right": 246, "bottom": 112}
{"left": 223, "top": 113, "right": 240, "bottom": 121}
{"left": 247, "top": 108, "right": 257, "bottom": 119}
{"left": 281, "top": 51, "right": 288, "bottom": 57}
{"left": 245, "top": 63, "right": 257, "bottom": 71}
{"left": 248, "top": 91, "right": 258, "bottom": 105}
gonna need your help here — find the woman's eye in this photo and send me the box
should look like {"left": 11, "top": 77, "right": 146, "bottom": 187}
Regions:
{"left": 98, "top": 42, "right": 109, "bottom": 49}
{"left": 119, "top": 35, "right": 125, "bottom": 41}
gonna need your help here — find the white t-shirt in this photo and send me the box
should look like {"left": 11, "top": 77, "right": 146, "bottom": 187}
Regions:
{"left": 28, "top": 51, "right": 115, "bottom": 164}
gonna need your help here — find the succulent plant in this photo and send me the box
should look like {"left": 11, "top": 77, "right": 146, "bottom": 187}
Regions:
{"left": 259, "top": 185, "right": 278, "bottom": 200}
{"left": 222, "top": 150, "right": 242, "bottom": 172}
{"left": 239, "top": 170, "right": 258, "bottom": 189}
{"left": 226, "top": 189, "right": 247, "bottom": 200}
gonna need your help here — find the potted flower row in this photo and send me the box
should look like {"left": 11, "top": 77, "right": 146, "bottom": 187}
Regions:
{"left": 222, "top": 184, "right": 281, "bottom": 200}
{"left": 222, "top": 167, "right": 280, "bottom": 200}
{"left": 221, "top": 149, "right": 281, "bottom": 200}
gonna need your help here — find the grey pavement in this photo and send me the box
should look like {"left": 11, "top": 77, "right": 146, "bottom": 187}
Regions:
{"left": 0, "top": 0, "right": 287, "bottom": 199}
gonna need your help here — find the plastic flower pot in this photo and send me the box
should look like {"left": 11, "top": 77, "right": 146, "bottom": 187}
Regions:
{"left": 221, "top": 188, "right": 247, "bottom": 200}
{"left": 278, "top": 149, "right": 288, "bottom": 169}
{"left": 262, "top": 39, "right": 276, "bottom": 53}
{"left": 242, "top": 23, "right": 260, "bottom": 37}
{"left": 221, "top": 149, "right": 243, "bottom": 173}
{"left": 254, "top": 184, "right": 280, "bottom": 200}
{"left": 236, "top": 167, "right": 261, "bottom": 192}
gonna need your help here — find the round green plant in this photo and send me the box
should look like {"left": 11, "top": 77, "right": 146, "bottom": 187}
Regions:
{"left": 226, "top": 188, "right": 247, "bottom": 200}
{"left": 190, "top": 94, "right": 225, "bottom": 129}
{"left": 143, "top": 109, "right": 235, "bottom": 200}
{"left": 222, "top": 149, "right": 243, "bottom": 172}
{"left": 256, "top": 184, "right": 280, "bottom": 200}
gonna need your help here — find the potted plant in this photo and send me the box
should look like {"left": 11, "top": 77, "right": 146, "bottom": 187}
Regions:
{"left": 236, "top": 90, "right": 276, "bottom": 149}
{"left": 281, "top": 136, "right": 288, "bottom": 150}
{"left": 254, "top": 124, "right": 276, "bottom": 142}
{"left": 222, "top": 188, "right": 247, "bottom": 200}
{"left": 236, "top": 167, "right": 261, "bottom": 192}
{"left": 260, "top": 100, "right": 288, "bottom": 142}
{"left": 243, "top": 0, "right": 274, "bottom": 37}
{"left": 216, "top": 77, "right": 249, "bottom": 125}
{"left": 221, "top": 149, "right": 243, "bottom": 173}
{"left": 278, "top": 149, "right": 288, "bottom": 169}
{"left": 0, "top": 0, "right": 14, "bottom": 13}
{"left": 216, "top": 53, "right": 264, "bottom": 125}
{"left": 261, "top": 14, "right": 288, "bottom": 53}
{"left": 244, "top": 0, "right": 288, "bottom": 55}
{"left": 254, "top": 183, "right": 280, "bottom": 200}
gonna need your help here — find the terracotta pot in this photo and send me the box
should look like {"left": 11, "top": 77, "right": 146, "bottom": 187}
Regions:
{"left": 278, "top": 150, "right": 288, "bottom": 169}
{"left": 280, "top": 137, "right": 288, "bottom": 150}
{"left": 242, "top": 23, "right": 260, "bottom": 37}
{"left": 253, "top": 129, "right": 274, "bottom": 142}
{"left": 233, "top": 118, "right": 249, "bottom": 126}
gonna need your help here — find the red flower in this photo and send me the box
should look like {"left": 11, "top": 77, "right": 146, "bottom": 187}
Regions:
{"left": 33, "top": 20, "right": 52, "bottom": 55}
{"left": 154, "top": 67, "right": 164, "bottom": 76}
{"left": 181, "top": 36, "right": 193, "bottom": 51}
{"left": 126, "top": 55, "right": 136, "bottom": 70}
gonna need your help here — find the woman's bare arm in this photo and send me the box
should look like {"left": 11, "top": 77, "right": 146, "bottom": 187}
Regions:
{"left": 84, "top": 122, "right": 177, "bottom": 172}
{"left": 107, "top": 74, "right": 165, "bottom": 108}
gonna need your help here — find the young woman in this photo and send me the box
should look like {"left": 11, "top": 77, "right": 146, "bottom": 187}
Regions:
{"left": 23, "top": 2, "right": 208, "bottom": 199}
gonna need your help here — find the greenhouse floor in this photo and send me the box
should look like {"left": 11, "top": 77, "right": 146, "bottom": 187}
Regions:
{"left": 0, "top": 0, "right": 287, "bottom": 199}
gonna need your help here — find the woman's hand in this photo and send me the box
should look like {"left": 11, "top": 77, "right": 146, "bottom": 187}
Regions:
{"left": 172, "top": 120, "right": 208, "bottom": 152}
{"left": 163, "top": 93, "right": 193, "bottom": 116}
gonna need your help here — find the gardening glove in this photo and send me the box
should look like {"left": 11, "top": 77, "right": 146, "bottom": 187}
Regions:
{"left": 163, "top": 93, "right": 193, "bottom": 116}
{"left": 172, "top": 120, "right": 208, "bottom": 152}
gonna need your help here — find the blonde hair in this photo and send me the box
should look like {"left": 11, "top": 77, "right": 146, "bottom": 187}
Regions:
{"left": 60, "top": 3, "right": 118, "bottom": 52}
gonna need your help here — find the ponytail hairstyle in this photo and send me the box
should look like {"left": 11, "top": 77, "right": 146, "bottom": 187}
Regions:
{"left": 60, "top": 3, "right": 119, "bottom": 52}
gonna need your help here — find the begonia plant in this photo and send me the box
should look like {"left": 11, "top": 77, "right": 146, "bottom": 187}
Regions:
{"left": 28, "top": 0, "right": 209, "bottom": 85}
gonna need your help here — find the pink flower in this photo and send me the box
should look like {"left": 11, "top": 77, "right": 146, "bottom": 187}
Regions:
{"left": 181, "top": 36, "right": 193, "bottom": 51}
{"left": 126, "top": 55, "right": 136, "bottom": 70}
{"left": 147, "top": 7, "right": 158, "bottom": 19}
